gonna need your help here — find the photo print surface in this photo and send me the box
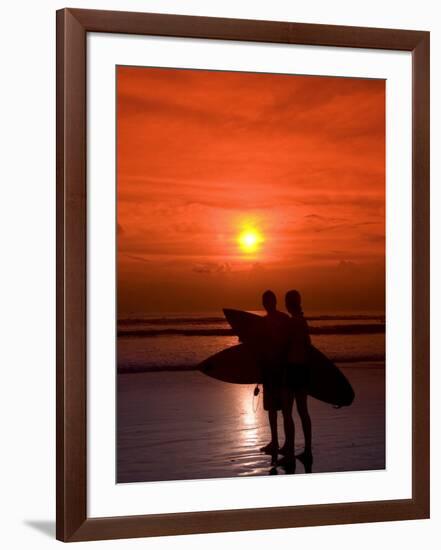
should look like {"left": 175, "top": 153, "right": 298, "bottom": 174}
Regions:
{"left": 116, "top": 66, "right": 385, "bottom": 483}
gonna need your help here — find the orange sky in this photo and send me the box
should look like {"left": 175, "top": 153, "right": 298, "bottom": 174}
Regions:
{"left": 117, "top": 66, "right": 385, "bottom": 315}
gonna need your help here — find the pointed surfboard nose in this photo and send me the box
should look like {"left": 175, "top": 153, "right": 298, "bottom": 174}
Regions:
{"left": 199, "top": 357, "right": 213, "bottom": 374}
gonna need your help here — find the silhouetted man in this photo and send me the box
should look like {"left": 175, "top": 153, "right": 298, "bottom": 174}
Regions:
{"left": 259, "top": 290, "right": 291, "bottom": 463}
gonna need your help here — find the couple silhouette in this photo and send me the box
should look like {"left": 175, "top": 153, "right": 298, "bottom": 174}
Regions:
{"left": 258, "top": 289, "right": 313, "bottom": 472}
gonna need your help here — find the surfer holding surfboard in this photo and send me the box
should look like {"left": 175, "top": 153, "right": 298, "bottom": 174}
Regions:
{"left": 258, "top": 289, "right": 313, "bottom": 471}
{"left": 199, "top": 290, "right": 355, "bottom": 473}
{"left": 258, "top": 290, "right": 292, "bottom": 464}
{"left": 280, "top": 290, "right": 313, "bottom": 470}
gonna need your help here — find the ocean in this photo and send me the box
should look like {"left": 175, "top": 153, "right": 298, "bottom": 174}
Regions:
{"left": 117, "top": 312, "right": 385, "bottom": 373}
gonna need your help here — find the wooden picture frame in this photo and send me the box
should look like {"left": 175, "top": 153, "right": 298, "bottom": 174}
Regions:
{"left": 56, "top": 8, "right": 430, "bottom": 542}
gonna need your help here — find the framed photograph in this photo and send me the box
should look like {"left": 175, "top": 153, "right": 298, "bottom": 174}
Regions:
{"left": 56, "top": 8, "right": 430, "bottom": 542}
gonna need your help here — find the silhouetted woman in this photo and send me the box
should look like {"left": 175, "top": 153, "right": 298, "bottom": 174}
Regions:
{"left": 279, "top": 290, "right": 313, "bottom": 470}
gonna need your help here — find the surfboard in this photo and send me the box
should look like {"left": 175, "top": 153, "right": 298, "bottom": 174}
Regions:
{"left": 200, "top": 344, "right": 261, "bottom": 385}
{"left": 200, "top": 308, "right": 355, "bottom": 407}
{"left": 223, "top": 308, "right": 266, "bottom": 346}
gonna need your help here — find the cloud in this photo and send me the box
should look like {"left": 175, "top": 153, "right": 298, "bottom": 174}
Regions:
{"left": 121, "top": 252, "right": 151, "bottom": 263}
{"left": 193, "top": 262, "right": 232, "bottom": 275}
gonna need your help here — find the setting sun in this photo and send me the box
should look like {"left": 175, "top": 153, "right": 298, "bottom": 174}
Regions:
{"left": 238, "top": 229, "right": 263, "bottom": 254}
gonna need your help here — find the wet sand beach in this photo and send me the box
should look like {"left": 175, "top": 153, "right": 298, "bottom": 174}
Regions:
{"left": 117, "top": 364, "right": 385, "bottom": 483}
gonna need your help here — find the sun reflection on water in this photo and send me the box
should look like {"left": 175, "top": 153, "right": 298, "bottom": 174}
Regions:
{"left": 237, "top": 387, "right": 262, "bottom": 450}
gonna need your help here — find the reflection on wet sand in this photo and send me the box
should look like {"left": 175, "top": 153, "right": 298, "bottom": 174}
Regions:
{"left": 117, "top": 367, "right": 384, "bottom": 483}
